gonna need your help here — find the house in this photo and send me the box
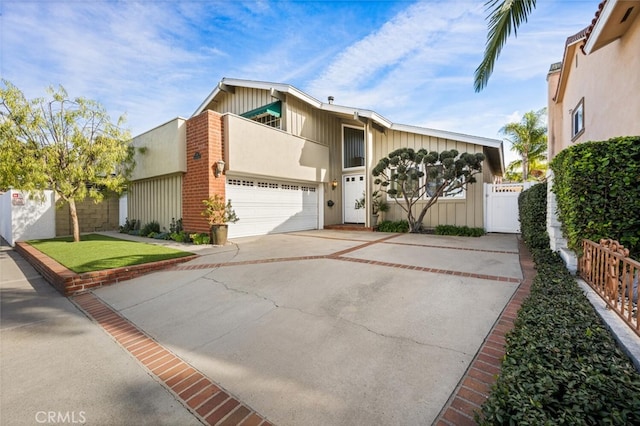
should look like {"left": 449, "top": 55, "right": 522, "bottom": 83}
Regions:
{"left": 546, "top": 0, "right": 640, "bottom": 269}
{"left": 128, "top": 78, "right": 504, "bottom": 239}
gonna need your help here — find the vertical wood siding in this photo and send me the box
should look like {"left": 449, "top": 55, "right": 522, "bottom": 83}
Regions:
{"left": 203, "top": 86, "right": 496, "bottom": 229}
{"left": 373, "top": 129, "right": 487, "bottom": 228}
{"left": 128, "top": 173, "right": 183, "bottom": 231}
{"left": 212, "top": 88, "right": 273, "bottom": 116}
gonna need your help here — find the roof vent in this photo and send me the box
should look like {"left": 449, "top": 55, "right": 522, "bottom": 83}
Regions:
{"left": 328, "top": 96, "right": 334, "bottom": 104}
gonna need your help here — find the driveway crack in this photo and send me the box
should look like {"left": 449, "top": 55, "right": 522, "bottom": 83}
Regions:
{"left": 204, "top": 276, "right": 470, "bottom": 357}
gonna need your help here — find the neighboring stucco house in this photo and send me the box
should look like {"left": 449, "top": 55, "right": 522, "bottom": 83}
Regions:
{"left": 129, "top": 78, "right": 504, "bottom": 239}
{"left": 546, "top": 0, "right": 640, "bottom": 269}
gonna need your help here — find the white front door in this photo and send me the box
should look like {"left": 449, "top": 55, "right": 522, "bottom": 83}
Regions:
{"left": 343, "top": 174, "right": 365, "bottom": 223}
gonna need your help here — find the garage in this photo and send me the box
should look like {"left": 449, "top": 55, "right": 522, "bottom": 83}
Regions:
{"left": 226, "top": 176, "right": 319, "bottom": 238}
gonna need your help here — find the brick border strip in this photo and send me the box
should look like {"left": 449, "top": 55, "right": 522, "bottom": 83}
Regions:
{"left": 334, "top": 256, "right": 521, "bottom": 283}
{"left": 174, "top": 254, "right": 520, "bottom": 284}
{"left": 15, "top": 241, "right": 196, "bottom": 296}
{"left": 72, "top": 293, "right": 271, "bottom": 426}
{"left": 382, "top": 241, "right": 519, "bottom": 255}
{"left": 434, "top": 238, "right": 535, "bottom": 425}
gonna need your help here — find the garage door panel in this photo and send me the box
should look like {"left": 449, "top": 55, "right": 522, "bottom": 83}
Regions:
{"left": 226, "top": 177, "right": 318, "bottom": 238}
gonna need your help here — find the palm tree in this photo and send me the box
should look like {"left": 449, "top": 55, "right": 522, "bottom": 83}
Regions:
{"left": 475, "top": 0, "right": 537, "bottom": 92}
{"left": 500, "top": 108, "right": 547, "bottom": 181}
{"left": 505, "top": 157, "right": 548, "bottom": 182}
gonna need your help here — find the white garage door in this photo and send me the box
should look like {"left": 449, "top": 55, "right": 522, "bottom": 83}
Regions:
{"left": 226, "top": 176, "right": 319, "bottom": 238}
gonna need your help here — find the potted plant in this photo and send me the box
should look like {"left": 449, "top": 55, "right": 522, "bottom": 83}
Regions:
{"left": 371, "top": 190, "right": 389, "bottom": 227}
{"left": 201, "top": 195, "right": 239, "bottom": 245}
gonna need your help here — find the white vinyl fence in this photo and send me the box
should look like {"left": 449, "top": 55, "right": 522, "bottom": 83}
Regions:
{"left": 0, "top": 190, "right": 55, "bottom": 246}
{"left": 484, "top": 182, "right": 534, "bottom": 233}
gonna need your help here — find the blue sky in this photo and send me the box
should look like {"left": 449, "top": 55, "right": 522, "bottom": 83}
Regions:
{"left": 1, "top": 0, "right": 598, "bottom": 164}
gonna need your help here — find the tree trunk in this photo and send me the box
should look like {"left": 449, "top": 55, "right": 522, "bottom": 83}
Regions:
{"left": 69, "top": 198, "right": 80, "bottom": 242}
{"left": 522, "top": 157, "right": 529, "bottom": 181}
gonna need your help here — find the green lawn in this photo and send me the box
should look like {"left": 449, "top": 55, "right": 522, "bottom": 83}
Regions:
{"left": 28, "top": 234, "right": 194, "bottom": 273}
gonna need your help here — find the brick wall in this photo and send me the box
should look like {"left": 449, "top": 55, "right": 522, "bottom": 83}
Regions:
{"left": 15, "top": 241, "right": 196, "bottom": 296}
{"left": 183, "top": 110, "right": 226, "bottom": 233}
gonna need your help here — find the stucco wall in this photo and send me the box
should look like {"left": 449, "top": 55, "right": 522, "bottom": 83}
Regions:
{"left": 550, "top": 17, "right": 640, "bottom": 158}
{"left": 547, "top": 68, "right": 563, "bottom": 159}
{"left": 224, "top": 114, "right": 329, "bottom": 184}
{"left": 131, "top": 118, "right": 187, "bottom": 181}
{"left": 0, "top": 190, "right": 55, "bottom": 246}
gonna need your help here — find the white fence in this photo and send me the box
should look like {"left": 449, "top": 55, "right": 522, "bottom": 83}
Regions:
{"left": 0, "top": 190, "right": 56, "bottom": 246}
{"left": 484, "top": 182, "right": 534, "bottom": 233}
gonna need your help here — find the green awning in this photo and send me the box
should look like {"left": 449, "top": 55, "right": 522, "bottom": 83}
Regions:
{"left": 240, "top": 101, "right": 281, "bottom": 119}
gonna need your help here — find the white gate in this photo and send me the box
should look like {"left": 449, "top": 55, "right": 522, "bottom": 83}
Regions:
{"left": 484, "top": 182, "right": 534, "bottom": 233}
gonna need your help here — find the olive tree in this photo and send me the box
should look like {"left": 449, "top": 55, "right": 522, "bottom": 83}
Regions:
{"left": 0, "top": 80, "right": 134, "bottom": 242}
{"left": 372, "top": 148, "right": 485, "bottom": 233}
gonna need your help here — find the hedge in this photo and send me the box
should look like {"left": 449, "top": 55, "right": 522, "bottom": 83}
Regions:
{"left": 550, "top": 136, "right": 640, "bottom": 258}
{"left": 478, "top": 184, "right": 640, "bottom": 425}
{"left": 518, "top": 182, "right": 549, "bottom": 250}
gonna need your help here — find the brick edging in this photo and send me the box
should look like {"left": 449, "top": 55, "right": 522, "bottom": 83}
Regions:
{"left": 434, "top": 238, "right": 535, "bottom": 425}
{"left": 72, "top": 293, "right": 272, "bottom": 426}
{"left": 15, "top": 241, "right": 196, "bottom": 296}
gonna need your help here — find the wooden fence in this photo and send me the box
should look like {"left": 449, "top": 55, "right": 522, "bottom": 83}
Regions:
{"left": 579, "top": 239, "right": 639, "bottom": 337}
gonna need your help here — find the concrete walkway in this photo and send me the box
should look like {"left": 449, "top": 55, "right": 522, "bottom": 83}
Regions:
{"left": 1, "top": 231, "right": 525, "bottom": 425}
{"left": 0, "top": 239, "right": 200, "bottom": 426}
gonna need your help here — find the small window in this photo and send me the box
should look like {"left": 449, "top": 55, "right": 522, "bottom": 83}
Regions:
{"left": 241, "top": 101, "right": 282, "bottom": 129}
{"left": 343, "top": 126, "right": 364, "bottom": 169}
{"left": 389, "top": 166, "right": 421, "bottom": 199}
{"left": 425, "top": 165, "right": 465, "bottom": 200}
{"left": 571, "top": 98, "right": 584, "bottom": 141}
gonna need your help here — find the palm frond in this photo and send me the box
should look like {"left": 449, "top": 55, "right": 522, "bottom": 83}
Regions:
{"left": 474, "top": 0, "right": 537, "bottom": 92}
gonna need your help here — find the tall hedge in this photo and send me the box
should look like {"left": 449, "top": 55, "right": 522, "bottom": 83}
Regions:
{"left": 550, "top": 136, "right": 640, "bottom": 258}
{"left": 518, "top": 182, "right": 549, "bottom": 250}
{"left": 480, "top": 177, "right": 640, "bottom": 425}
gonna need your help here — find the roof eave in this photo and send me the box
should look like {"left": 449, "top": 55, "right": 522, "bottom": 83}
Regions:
{"left": 192, "top": 78, "right": 502, "bottom": 151}
{"left": 391, "top": 123, "right": 503, "bottom": 149}
{"left": 584, "top": 0, "right": 639, "bottom": 54}
{"left": 553, "top": 37, "right": 584, "bottom": 103}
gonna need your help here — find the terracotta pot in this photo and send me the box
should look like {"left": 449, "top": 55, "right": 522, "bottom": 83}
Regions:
{"left": 210, "top": 224, "right": 228, "bottom": 246}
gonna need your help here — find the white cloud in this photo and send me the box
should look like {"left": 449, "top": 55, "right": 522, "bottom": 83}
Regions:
{"left": 307, "top": 1, "right": 483, "bottom": 98}
{"left": 0, "top": 0, "right": 601, "bottom": 143}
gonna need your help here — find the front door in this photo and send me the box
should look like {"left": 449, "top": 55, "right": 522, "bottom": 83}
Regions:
{"left": 343, "top": 174, "right": 365, "bottom": 223}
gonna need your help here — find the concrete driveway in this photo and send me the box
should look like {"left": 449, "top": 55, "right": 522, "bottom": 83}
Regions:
{"left": 92, "top": 230, "right": 522, "bottom": 425}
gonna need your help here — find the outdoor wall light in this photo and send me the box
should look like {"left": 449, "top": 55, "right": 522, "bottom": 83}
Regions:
{"left": 214, "top": 159, "right": 225, "bottom": 177}
{"left": 331, "top": 179, "right": 338, "bottom": 190}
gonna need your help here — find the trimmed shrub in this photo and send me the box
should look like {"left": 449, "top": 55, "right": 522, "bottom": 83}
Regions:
{"left": 140, "top": 220, "right": 160, "bottom": 237}
{"left": 376, "top": 220, "right": 409, "bottom": 233}
{"left": 550, "top": 136, "right": 640, "bottom": 258}
{"left": 518, "top": 182, "right": 549, "bottom": 250}
{"left": 479, "top": 178, "right": 640, "bottom": 424}
{"left": 478, "top": 248, "right": 640, "bottom": 425}
{"left": 435, "top": 225, "right": 485, "bottom": 237}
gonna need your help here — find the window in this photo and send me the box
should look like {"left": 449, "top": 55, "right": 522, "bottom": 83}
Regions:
{"left": 389, "top": 166, "right": 421, "bottom": 199}
{"left": 343, "top": 126, "right": 364, "bottom": 169}
{"left": 253, "top": 114, "right": 281, "bottom": 128}
{"left": 571, "top": 98, "right": 584, "bottom": 140}
{"left": 425, "top": 165, "right": 465, "bottom": 200}
{"left": 241, "top": 101, "right": 282, "bottom": 129}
